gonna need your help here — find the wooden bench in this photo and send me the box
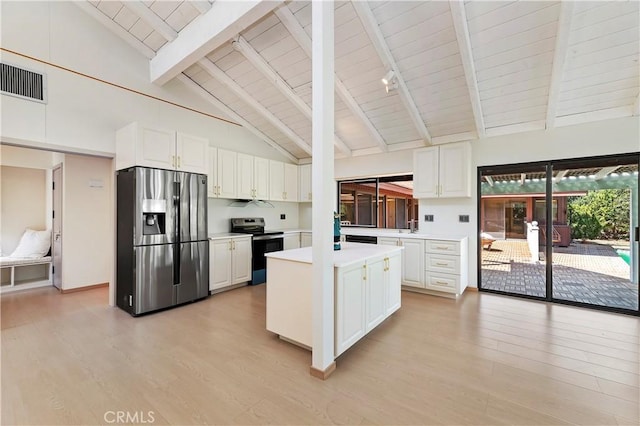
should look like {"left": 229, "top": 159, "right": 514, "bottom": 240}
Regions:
{"left": 0, "top": 257, "right": 52, "bottom": 293}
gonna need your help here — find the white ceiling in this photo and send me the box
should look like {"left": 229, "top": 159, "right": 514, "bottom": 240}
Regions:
{"left": 78, "top": 1, "right": 640, "bottom": 162}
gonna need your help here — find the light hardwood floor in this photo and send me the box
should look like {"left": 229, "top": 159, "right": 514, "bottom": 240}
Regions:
{"left": 1, "top": 285, "right": 638, "bottom": 425}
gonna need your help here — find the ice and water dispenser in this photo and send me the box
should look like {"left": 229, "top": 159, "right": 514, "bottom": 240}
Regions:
{"left": 142, "top": 199, "right": 166, "bottom": 235}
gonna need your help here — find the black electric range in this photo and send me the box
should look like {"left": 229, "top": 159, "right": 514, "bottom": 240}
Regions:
{"left": 230, "top": 218, "right": 283, "bottom": 284}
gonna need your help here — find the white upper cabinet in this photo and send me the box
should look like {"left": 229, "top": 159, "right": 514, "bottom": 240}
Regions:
{"left": 209, "top": 147, "right": 237, "bottom": 199}
{"left": 269, "top": 161, "right": 297, "bottom": 202}
{"left": 298, "top": 164, "right": 312, "bottom": 202}
{"left": 116, "top": 123, "right": 209, "bottom": 174}
{"left": 176, "top": 132, "right": 209, "bottom": 174}
{"left": 238, "top": 154, "right": 270, "bottom": 200}
{"left": 284, "top": 163, "right": 298, "bottom": 202}
{"left": 269, "top": 160, "right": 285, "bottom": 201}
{"left": 413, "top": 142, "right": 471, "bottom": 198}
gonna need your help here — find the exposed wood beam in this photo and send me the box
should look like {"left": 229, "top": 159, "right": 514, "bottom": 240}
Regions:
{"left": 231, "top": 36, "right": 351, "bottom": 156}
{"left": 485, "top": 120, "right": 546, "bottom": 137}
{"left": 123, "top": 1, "right": 177, "bottom": 41}
{"left": 351, "top": 1, "right": 431, "bottom": 144}
{"left": 594, "top": 166, "right": 619, "bottom": 180}
{"left": 274, "top": 5, "right": 388, "bottom": 153}
{"left": 176, "top": 74, "right": 298, "bottom": 163}
{"left": 150, "top": 0, "right": 283, "bottom": 85}
{"left": 546, "top": 1, "right": 575, "bottom": 129}
{"left": 485, "top": 176, "right": 494, "bottom": 187}
{"left": 191, "top": 1, "right": 213, "bottom": 15}
{"left": 633, "top": 93, "right": 640, "bottom": 116}
{"left": 554, "top": 170, "right": 568, "bottom": 180}
{"left": 74, "top": 2, "right": 155, "bottom": 59}
{"left": 198, "top": 58, "right": 312, "bottom": 156}
{"left": 432, "top": 132, "right": 476, "bottom": 145}
{"left": 520, "top": 173, "right": 526, "bottom": 186}
{"left": 449, "top": 1, "right": 485, "bottom": 139}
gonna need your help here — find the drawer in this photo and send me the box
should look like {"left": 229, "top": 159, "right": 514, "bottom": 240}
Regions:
{"left": 425, "top": 253, "right": 460, "bottom": 275}
{"left": 425, "top": 240, "right": 460, "bottom": 255}
{"left": 424, "top": 271, "right": 459, "bottom": 293}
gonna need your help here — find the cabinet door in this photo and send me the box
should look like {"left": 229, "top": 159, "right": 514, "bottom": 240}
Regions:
{"left": 284, "top": 163, "right": 298, "bottom": 202}
{"left": 210, "top": 239, "right": 231, "bottom": 290}
{"left": 207, "top": 148, "right": 218, "bottom": 197}
{"left": 283, "top": 233, "right": 300, "bottom": 250}
{"left": 217, "top": 149, "right": 237, "bottom": 199}
{"left": 385, "top": 252, "right": 402, "bottom": 315}
{"left": 254, "top": 157, "right": 270, "bottom": 200}
{"left": 413, "top": 147, "right": 439, "bottom": 198}
{"left": 269, "top": 160, "right": 285, "bottom": 201}
{"left": 365, "top": 256, "right": 386, "bottom": 333}
{"left": 335, "top": 262, "right": 366, "bottom": 356}
{"left": 231, "top": 237, "right": 252, "bottom": 284}
{"left": 138, "top": 126, "right": 175, "bottom": 170}
{"left": 236, "top": 153, "right": 254, "bottom": 199}
{"left": 298, "top": 164, "right": 312, "bottom": 202}
{"left": 400, "top": 238, "right": 424, "bottom": 287}
{"left": 300, "top": 232, "right": 312, "bottom": 248}
{"left": 439, "top": 142, "right": 471, "bottom": 198}
{"left": 176, "top": 132, "right": 209, "bottom": 174}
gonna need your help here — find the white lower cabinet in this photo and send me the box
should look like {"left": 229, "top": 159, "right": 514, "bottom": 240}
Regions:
{"left": 424, "top": 239, "right": 467, "bottom": 295}
{"left": 300, "top": 232, "right": 312, "bottom": 248}
{"left": 283, "top": 233, "right": 301, "bottom": 250}
{"left": 378, "top": 237, "right": 424, "bottom": 288}
{"left": 335, "top": 251, "right": 401, "bottom": 356}
{"left": 209, "top": 237, "right": 251, "bottom": 292}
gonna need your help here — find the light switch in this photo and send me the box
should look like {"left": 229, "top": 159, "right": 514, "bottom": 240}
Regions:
{"left": 424, "top": 215, "right": 434, "bottom": 222}
{"left": 459, "top": 215, "right": 469, "bottom": 223}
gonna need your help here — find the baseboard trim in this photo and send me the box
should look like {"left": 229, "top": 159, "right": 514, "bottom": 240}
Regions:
{"left": 465, "top": 287, "right": 479, "bottom": 292}
{"left": 61, "top": 282, "right": 108, "bottom": 294}
{"left": 310, "top": 362, "right": 336, "bottom": 380}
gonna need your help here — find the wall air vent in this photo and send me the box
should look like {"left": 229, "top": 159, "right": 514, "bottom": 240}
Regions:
{"left": 1, "top": 62, "right": 47, "bottom": 103}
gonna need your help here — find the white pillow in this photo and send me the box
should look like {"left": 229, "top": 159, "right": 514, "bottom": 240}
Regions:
{"left": 10, "top": 229, "right": 51, "bottom": 258}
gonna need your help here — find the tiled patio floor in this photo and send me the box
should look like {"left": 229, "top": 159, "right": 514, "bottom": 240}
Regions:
{"left": 481, "top": 239, "right": 638, "bottom": 311}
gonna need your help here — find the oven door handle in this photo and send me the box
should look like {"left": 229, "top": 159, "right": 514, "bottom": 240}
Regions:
{"left": 252, "top": 235, "right": 284, "bottom": 241}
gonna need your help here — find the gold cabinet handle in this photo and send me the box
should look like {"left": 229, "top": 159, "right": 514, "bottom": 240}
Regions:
{"left": 228, "top": 240, "right": 232, "bottom": 250}
{"left": 232, "top": 240, "right": 235, "bottom": 250}
{"left": 363, "top": 264, "right": 367, "bottom": 281}
{"left": 436, "top": 246, "right": 449, "bottom": 250}
{"left": 172, "top": 155, "right": 176, "bottom": 168}
{"left": 384, "top": 257, "right": 389, "bottom": 271}
{"left": 177, "top": 156, "right": 181, "bottom": 168}
{"left": 436, "top": 262, "right": 448, "bottom": 266}
{"left": 434, "top": 281, "right": 448, "bottom": 286}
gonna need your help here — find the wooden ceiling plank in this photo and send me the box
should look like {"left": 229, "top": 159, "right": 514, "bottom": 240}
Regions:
{"left": 546, "top": 1, "right": 575, "bottom": 129}
{"left": 450, "top": 0, "right": 485, "bottom": 139}
{"left": 191, "top": 1, "right": 212, "bottom": 15}
{"left": 74, "top": 2, "right": 155, "bottom": 58}
{"left": 232, "top": 36, "right": 351, "bottom": 155}
{"left": 351, "top": 1, "right": 431, "bottom": 144}
{"left": 176, "top": 74, "right": 299, "bottom": 163}
{"left": 150, "top": 0, "right": 283, "bottom": 85}
{"left": 274, "top": 5, "right": 388, "bottom": 152}
{"left": 198, "top": 57, "right": 312, "bottom": 156}
{"left": 123, "top": 1, "right": 178, "bottom": 41}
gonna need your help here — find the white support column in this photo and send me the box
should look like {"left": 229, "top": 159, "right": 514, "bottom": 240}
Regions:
{"left": 310, "top": 0, "right": 336, "bottom": 379}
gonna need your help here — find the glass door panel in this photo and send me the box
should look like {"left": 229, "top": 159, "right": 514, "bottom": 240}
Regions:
{"left": 551, "top": 159, "right": 639, "bottom": 312}
{"left": 479, "top": 165, "right": 547, "bottom": 298}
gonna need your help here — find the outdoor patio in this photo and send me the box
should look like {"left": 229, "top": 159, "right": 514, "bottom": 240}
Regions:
{"left": 481, "top": 239, "right": 638, "bottom": 311}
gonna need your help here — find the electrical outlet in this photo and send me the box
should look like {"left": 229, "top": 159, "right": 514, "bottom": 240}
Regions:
{"left": 424, "top": 214, "right": 434, "bottom": 222}
{"left": 280, "top": 214, "right": 286, "bottom": 220}
{"left": 459, "top": 215, "right": 469, "bottom": 223}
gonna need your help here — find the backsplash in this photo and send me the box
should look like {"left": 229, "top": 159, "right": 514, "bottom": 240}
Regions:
{"left": 207, "top": 198, "right": 300, "bottom": 233}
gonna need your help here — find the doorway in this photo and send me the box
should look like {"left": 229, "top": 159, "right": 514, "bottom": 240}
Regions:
{"left": 52, "top": 164, "right": 62, "bottom": 290}
{"left": 479, "top": 153, "right": 639, "bottom": 315}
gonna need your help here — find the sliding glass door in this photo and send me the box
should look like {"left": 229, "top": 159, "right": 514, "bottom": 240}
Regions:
{"left": 479, "top": 153, "right": 639, "bottom": 315}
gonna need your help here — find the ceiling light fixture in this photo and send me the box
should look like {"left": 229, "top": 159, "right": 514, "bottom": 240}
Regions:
{"left": 381, "top": 70, "right": 395, "bottom": 85}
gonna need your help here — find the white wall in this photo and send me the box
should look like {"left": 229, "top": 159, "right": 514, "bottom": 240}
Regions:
{"left": 0, "top": 166, "right": 47, "bottom": 255}
{"left": 336, "top": 116, "right": 640, "bottom": 288}
{"left": 0, "top": 1, "right": 291, "bottom": 162}
{"left": 61, "top": 154, "right": 113, "bottom": 290}
{"left": 207, "top": 199, "right": 300, "bottom": 233}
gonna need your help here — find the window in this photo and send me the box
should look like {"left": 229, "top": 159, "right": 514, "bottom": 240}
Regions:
{"left": 338, "top": 175, "right": 417, "bottom": 229}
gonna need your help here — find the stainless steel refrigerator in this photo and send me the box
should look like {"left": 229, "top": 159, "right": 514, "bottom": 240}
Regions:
{"left": 116, "top": 167, "right": 209, "bottom": 316}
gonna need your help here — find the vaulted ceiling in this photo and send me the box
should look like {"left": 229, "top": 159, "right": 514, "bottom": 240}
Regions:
{"left": 78, "top": 1, "right": 640, "bottom": 162}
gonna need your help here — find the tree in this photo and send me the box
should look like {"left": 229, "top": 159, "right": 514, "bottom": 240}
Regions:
{"left": 568, "top": 189, "right": 630, "bottom": 240}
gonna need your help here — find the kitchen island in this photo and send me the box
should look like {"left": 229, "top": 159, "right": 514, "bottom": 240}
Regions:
{"left": 265, "top": 242, "right": 403, "bottom": 356}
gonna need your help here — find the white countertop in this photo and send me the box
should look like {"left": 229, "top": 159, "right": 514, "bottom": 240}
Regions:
{"left": 341, "top": 228, "right": 466, "bottom": 241}
{"left": 265, "top": 242, "right": 403, "bottom": 267}
{"left": 208, "top": 233, "right": 251, "bottom": 241}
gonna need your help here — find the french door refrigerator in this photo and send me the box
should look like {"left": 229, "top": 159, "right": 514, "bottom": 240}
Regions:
{"left": 116, "top": 167, "right": 209, "bottom": 316}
